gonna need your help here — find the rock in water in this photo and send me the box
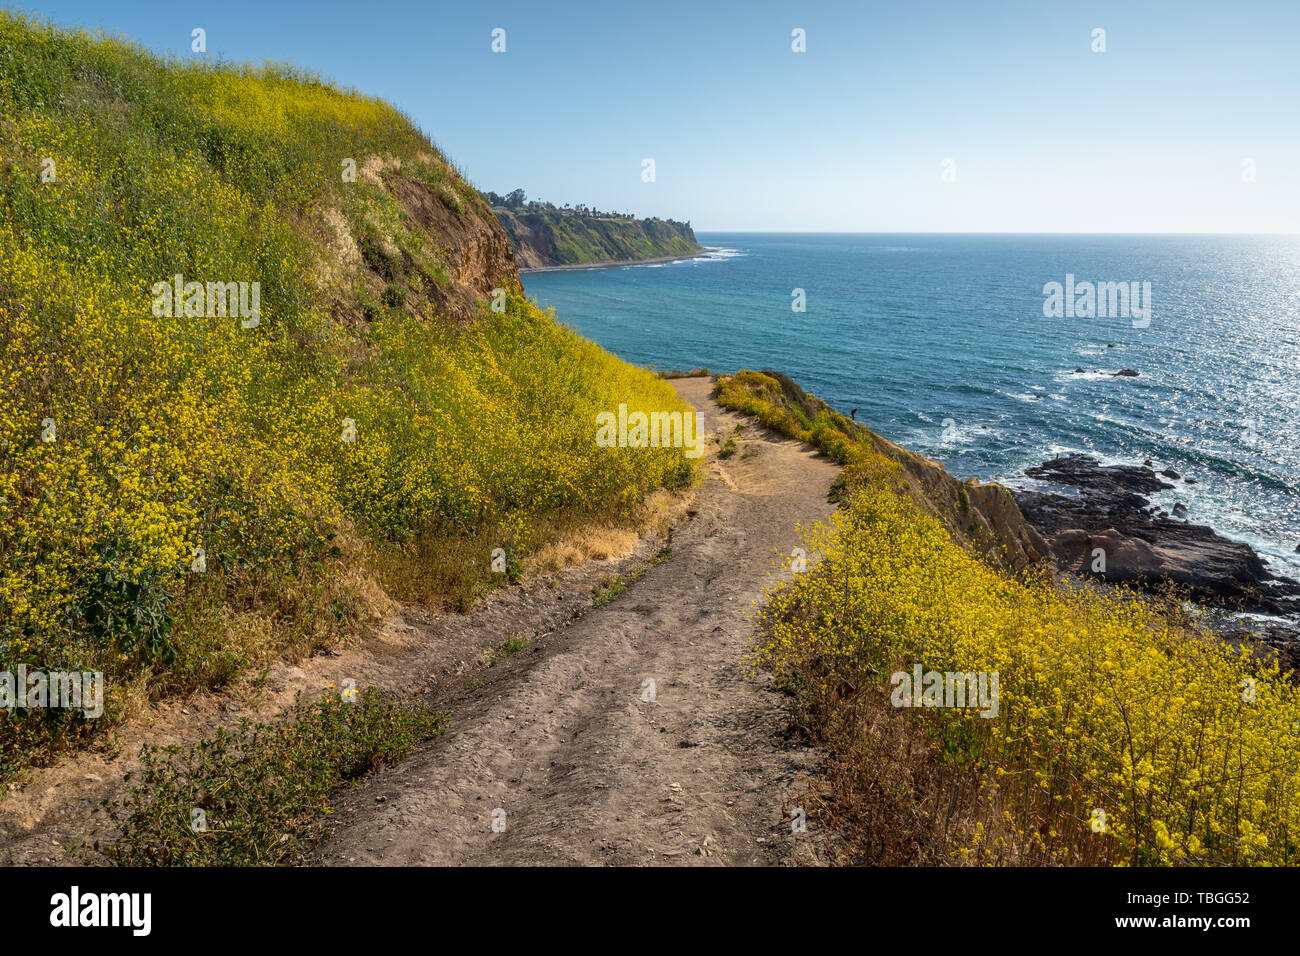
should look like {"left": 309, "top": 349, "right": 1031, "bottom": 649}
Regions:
{"left": 1014, "top": 454, "right": 1300, "bottom": 616}
{"left": 1024, "top": 454, "right": 1174, "bottom": 502}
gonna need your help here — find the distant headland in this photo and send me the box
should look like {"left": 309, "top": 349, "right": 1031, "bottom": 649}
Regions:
{"left": 481, "top": 189, "right": 703, "bottom": 270}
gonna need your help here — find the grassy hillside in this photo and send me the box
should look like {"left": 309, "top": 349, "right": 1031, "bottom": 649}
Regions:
{"left": 717, "top": 370, "right": 1300, "bottom": 866}
{"left": 492, "top": 209, "right": 701, "bottom": 268}
{"left": 0, "top": 12, "right": 697, "bottom": 776}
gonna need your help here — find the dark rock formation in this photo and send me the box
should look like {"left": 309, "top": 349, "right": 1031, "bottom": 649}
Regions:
{"left": 1014, "top": 454, "right": 1300, "bottom": 617}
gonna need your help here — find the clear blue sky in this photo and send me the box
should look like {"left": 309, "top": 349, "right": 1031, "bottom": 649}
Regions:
{"left": 12, "top": 0, "right": 1300, "bottom": 232}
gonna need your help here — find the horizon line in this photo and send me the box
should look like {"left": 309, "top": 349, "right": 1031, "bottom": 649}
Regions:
{"left": 692, "top": 230, "right": 1300, "bottom": 237}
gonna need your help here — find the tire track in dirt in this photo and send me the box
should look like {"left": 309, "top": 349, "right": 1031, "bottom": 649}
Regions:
{"left": 312, "top": 377, "right": 839, "bottom": 865}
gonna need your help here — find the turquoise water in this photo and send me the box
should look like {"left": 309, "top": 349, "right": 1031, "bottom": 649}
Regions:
{"left": 522, "top": 233, "right": 1300, "bottom": 576}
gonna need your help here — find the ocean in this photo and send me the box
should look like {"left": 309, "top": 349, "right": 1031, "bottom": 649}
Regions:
{"left": 521, "top": 233, "right": 1300, "bottom": 577}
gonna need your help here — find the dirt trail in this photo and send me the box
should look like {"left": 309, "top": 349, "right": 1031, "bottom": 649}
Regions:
{"left": 312, "top": 378, "right": 839, "bottom": 865}
{"left": 0, "top": 379, "right": 838, "bottom": 865}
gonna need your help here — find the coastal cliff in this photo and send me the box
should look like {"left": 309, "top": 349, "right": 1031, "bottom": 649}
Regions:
{"left": 491, "top": 209, "right": 702, "bottom": 268}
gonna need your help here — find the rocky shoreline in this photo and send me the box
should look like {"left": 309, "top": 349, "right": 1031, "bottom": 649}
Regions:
{"left": 1010, "top": 454, "right": 1300, "bottom": 663}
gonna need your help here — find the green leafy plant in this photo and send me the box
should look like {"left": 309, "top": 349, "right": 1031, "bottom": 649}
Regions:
{"left": 106, "top": 688, "right": 448, "bottom": 866}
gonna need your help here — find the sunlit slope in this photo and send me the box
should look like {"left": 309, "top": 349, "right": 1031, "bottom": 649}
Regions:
{"left": 0, "top": 13, "right": 695, "bottom": 766}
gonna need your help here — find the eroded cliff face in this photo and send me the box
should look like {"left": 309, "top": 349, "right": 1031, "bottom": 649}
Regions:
{"left": 388, "top": 173, "right": 522, "bottom": 317}
{"left": 317, "top": 153, "right": 522, "bottom": 327}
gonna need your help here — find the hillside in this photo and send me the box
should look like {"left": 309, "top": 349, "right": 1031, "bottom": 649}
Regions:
{"left": 5, "top": 12, "right": 1297, "bottom": 874}
{"left": 0, "top": 12, "right": 697, "bottom": 776}
{"left": 491, "top": 208, "right": 702, "bottom": 268}
{"left": 714, "top": 369, "right": 1300, "bottom": 866}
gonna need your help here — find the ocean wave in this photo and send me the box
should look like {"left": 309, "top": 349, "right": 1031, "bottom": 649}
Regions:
{"left": 908, "top": 420, "right": 1003, "bottom": 451}
{"left": 1056, "top": 369, "right": 1130, "bottom": 382}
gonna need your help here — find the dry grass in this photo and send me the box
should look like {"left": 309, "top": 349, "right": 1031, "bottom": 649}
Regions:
{"left": 370, "top": 523, "right": 502, "bottom": 613}
{"left": 529, "top": 529, "right": 641, "bottom": 572}
{"left": 321, "top": 206, "right": 362, "bottom": 273}
{"left": 359, "top": 152, "right": 400, "bottom": 185}
{"left": 792, "top": 682, "right": 1024, "bottom": 865}
{"left": 526, "top": 488, "right": 691, "bottom": 576}
{"left": 368, "top": 487, "right": 694, "bottom": 614}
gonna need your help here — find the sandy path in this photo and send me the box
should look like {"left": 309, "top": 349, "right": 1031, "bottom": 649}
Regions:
{"left": 312, "top": 378, "right": 839, "bottom": 865}
{"left": 0, "top": 379, "right": 838, "bottom": 866}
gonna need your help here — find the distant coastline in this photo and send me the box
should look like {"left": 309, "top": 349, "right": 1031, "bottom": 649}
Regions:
{"left": 490, "top": 201, "right": 701, "bottom": 269}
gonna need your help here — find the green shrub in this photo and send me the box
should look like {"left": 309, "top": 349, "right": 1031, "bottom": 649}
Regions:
{"left": 106, "top": 688, "right": 448, "bottom": 866}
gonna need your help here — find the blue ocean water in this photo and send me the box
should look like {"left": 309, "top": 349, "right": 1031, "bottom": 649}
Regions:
{"left": 522, "top": 234, "right": 1300, "bottom": 575}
